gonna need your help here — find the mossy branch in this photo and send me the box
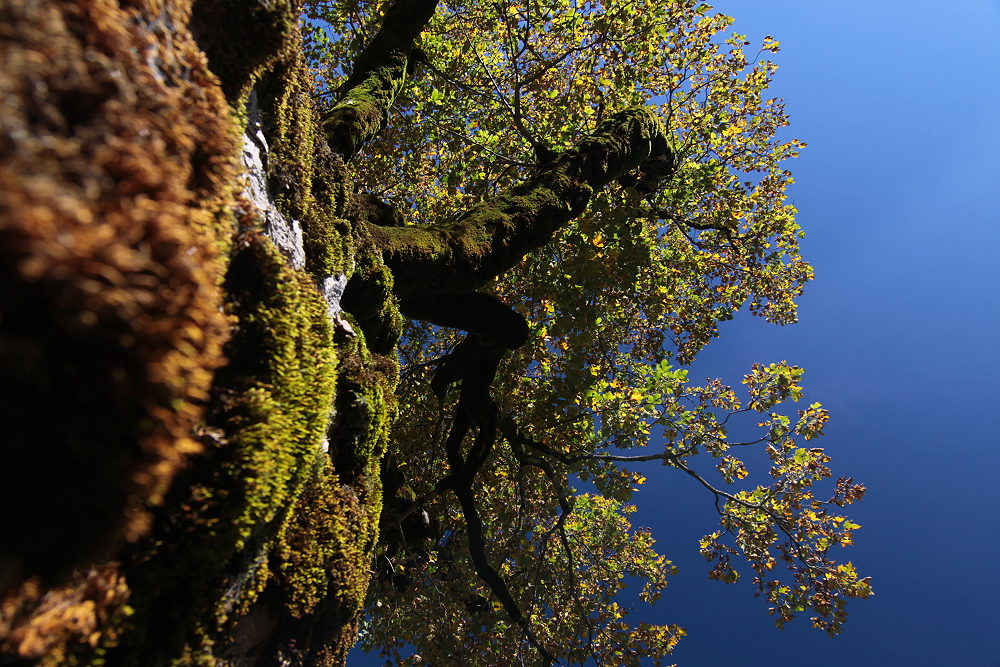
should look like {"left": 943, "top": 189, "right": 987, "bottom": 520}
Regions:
{"left": 321, "top": 0, "right": 440, "bottom": 160}
{"left": 369, "top": 108, "right": 675, "bottom": 298}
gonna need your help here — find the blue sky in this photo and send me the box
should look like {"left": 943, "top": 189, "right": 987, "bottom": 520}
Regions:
{"left": 351, "top": 1, "right": 1000, "bottom": 664}
{"left": 630, "top": 0, "right": 1000, "bottom": 664}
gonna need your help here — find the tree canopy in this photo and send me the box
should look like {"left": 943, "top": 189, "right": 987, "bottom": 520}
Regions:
{"left": 303, "top": 0, "right": 871, "bottom": 663}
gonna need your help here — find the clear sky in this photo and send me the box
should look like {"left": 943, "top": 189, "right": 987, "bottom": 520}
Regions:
{"left": 629, "top": 0, "right": 1000, "bottom": 664}
{"left": 351, "top": 1, "right": 1000, "bottom": 664}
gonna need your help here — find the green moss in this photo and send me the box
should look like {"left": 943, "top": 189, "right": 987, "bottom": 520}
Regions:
{"left": 190, "top": 0, "right": 299, "bottom": 104}
{"left": 339, "top": 243, "right": 404, "bottom": 355}
{"left": 234, "top": 320, "right": 398, "bottom": 664}
{"left": 238, "top": 64, "right": 404, "bottom": 645}
{"left": 275, "top": 458, "right": 377, "bottom": 623}
{"left": 111, "top": 235, "right": 338, "bottom": 667}
{"left": 320, "top": 0, "right": 440, "bottom": 160}
{"left": 253, "top": 36, "right": 406, "bottom": 354}
{"left": 328, "top": 328, "right": 399, "bottom": 478}
{"left": 188, "top": 313, "right": 400, "bottom": 666}
{"left": 254, "top": 42, "right": 355, "bottom": 283}
{"left": 366, "top": 108, "right": 668, "bottom": 298}
{"left": 322, "top": 69, "right": 401, "bottom": 160}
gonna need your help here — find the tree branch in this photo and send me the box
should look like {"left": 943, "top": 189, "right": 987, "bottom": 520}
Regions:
{"left": 453, "top": 486, "right": 556, "bottom": 665}
{"left": 371, "top": 107, "right": 675, "bottom": 298}
{"left": 391, "top": 293, "right": 557, "bottom": 662}
{"left": 321, "top": 0, "right": 440, "bottom": 160}
{"left": 507, "top": 431, "right": 598, "bottom": 657}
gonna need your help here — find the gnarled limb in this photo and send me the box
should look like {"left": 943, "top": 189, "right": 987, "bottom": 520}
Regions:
{"left": 434, "top": 359, "right": 556, "bottom": 664}
{"left": 370, "top": 108, "right": 675, "bottom": 298}
{"left": 321, "top": 0, "right": 439, "bottom": 160}
{"left": 394, "top": 291, "right": 559, "bottom": 661}
{"left": 400, "top": 291, "right": 527, "bottom": 415}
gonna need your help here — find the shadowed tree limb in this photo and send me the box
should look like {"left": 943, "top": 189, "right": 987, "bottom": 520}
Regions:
{"left": 397, "top": 293, "right": 558, "bottom": 662}
{"left": 400, "top": 292, "right": 530, "bottom": 353}
{"left": 321, "top": 0, "right": 440, "bottom": 160}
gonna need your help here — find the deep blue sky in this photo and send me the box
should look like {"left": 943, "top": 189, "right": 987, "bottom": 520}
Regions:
{"left": 351, "top": 1, "right": 1000, "bottom": 664}
{"left": 633, "top": 0, "right": 1000, "bottom": 664}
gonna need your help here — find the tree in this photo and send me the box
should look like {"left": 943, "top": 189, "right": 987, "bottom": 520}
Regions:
{"left": 305, "top": 0, "right": 871, "bottom": 663}
{"left": 0, "top": 0, "right": 868, "bottom": 664}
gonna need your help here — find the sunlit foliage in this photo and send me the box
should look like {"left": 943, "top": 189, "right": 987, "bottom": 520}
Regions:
{"left": 303, "top": 0, "right": 869, "bottom": 662}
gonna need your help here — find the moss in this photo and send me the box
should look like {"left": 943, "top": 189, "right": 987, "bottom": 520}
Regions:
{"left": 0, "top": 0, "right": 237, "bottom": 590}
{"left": 367, "top": 108, "right": 670, "bottom": 298}
{"left": 109, "top": 234, "right": 338, "bottom": 667}
{"left": 320, "top": 0, "right": 440, "bottom": 160}
{"left": 254, "top": 20, "right": 404, "bottom": 350}
{"left": 322, "top": 72, "right": 400, "bottom": 161}
{"left": 186, "top": 21, "right": 405, "bottom": 664}
{"left": 0, "top": 566, "right": 132, "bottom": 667}
{"left": 105, "top": 19, "right": 404, "bottom": 665}
{"left": 276, "top": 462, "right": 361, "bottom": 621}
{"left": 225, "top": 327, "right": 397, "bottom": 665}
{"left": 271, "top": 458, "right": 379, "bottom": 640}
{"left": 2, "top": 0, "right": 412, "bottom": 663}
{"left": 327, "top": 330, "right": 399, "bottom": 478}
{"left": 339, "top": 241, "right": 404, "bottom": 355}
{"left": 254, "top": 37, "right": 355, "bottom": 283}
{"left": 189, "top": 0, "right": 299, "bottom": 104}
